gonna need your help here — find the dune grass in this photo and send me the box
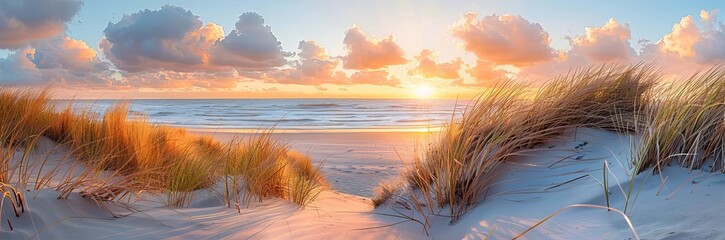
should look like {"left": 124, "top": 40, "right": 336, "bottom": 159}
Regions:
{"left": 0, "top": 89, "right": 327, "bottom": 209}
{"left": 634, "top": 67, "right": 725, "bottom": 174}
{"left": 222, "top": 134, "right": 327, "bottom": 208}
{"left": 378, "top": 64, "right": 662, "bottom": 222}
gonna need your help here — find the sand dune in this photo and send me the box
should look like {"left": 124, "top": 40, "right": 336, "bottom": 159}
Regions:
{"left": 3, "top": 128, "right": 724, "bottom": 239}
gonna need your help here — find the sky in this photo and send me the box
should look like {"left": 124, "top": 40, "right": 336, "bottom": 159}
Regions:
{"left": 0, "top": 0, "right": 722, "bottom": 99}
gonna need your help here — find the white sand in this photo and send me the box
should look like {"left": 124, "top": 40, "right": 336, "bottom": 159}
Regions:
{"left": 2, "top": 128, "right": 724, "bottom": 239}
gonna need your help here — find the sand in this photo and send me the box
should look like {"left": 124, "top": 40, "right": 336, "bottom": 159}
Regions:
{"left": 3, "top": 128, "right": 725, "bottom": 239}
{"left": 191, "top": 130, "right": 436, "bottom": 197}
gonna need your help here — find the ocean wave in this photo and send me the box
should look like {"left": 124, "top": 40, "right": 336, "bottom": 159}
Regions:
{"left": 195, "top": 113, "right": 259, "bottom": 117}
{"left": 396, "top": 119, "right": 436, "bottom": 123}
{"left": 329, "top": 119, "right": 384, "bottom": 123}
{"left": 296, "top": 103, "right": 341, "bottom": 107}
{"left": 151, "top": 111, "right": 177, "bottom": 116}
{"left": 235, "top": 118, "right": 316, "bottom": 122}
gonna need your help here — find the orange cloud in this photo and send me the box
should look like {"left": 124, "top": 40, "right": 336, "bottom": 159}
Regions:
{"left": 460, "top": 60, "right": 510, "bottom": 87}
{"left": 518, "top": 18, "right": 635, "bottom": 81}
{"left": 661, "top": 15, "right": 701, "bottom": 58}
{"left": 0, "top": 0, "right": 82, "bottom": 49}
{"left": 451, "top": 12, "right": 556, "bottom": 66}
{"left": 342, "top": 26, "right": 407, "bottom": 70}
{"left": 349, "top": 70, "right": 400, "bottom": 86}
{"left": 266, "top": 41, "right": 348, "bottom": 85}
{"left": 569, "top": 18, "right": 635, "bottom": 62}
{"left": 121, "top": 71, "right": 242, "bottom": 89}
{"left": 408, "top": 49, "right": 463, "bottom": 79}
{"left": 657, "top": 10, "right": 725, "bottom": 64}
{"left": 0, "top": 37, "right": 112, "bottom": 87}
{"left": 633, "top": 10, "right": 723, "bottom": 76}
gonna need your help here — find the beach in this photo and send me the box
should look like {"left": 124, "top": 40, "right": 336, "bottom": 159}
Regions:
{"left": 8, "top": 127, "right": 725, "bottom": 239}
{"left": 2, "top": 1, "right": 724, "bottom": 238}
{"left": 192, "top": 130, "right": 437, "bottom": 197}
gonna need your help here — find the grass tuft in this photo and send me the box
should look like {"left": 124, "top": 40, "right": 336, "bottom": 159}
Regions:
{"left": 380, "top": 64, "right": 660, "bottom": 222}
{"left": 0, "top": 88, "right": 326, "bottom": 209}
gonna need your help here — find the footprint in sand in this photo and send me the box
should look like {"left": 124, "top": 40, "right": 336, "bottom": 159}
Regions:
{"left": 574, "top": 141, "right": 589, "bottom": 149}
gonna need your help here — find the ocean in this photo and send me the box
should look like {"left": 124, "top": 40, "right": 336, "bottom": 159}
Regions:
{"left": 67, "top": 99, "right": 467, "bottom": 132}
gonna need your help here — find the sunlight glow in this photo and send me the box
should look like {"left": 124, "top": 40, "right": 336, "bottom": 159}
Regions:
{"left": 414, "top": 85, "right": 434, "bottom": 98}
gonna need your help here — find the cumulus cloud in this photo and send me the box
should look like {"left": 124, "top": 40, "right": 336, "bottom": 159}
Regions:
{"left": 210, "top": 12, "right": 288, "bottom": 70}
{"left": 629, "top": 9, "right": 724, "bottom": 76}
{"left": 0, "top": 0, "right": 82, "bottom": 49}
{"left": 0, "top": 37, "right": 112, "bottom": 87}
{"left": 100, "top": 5, "right": 225, "bottom": 72}
{"left": 100, "top": 6, "right": 286, "bottom": 73}
{"left": 267, "top": 40, "right": 347, "bottom": 85}
{"left": 660, "top": 15, "right": 701, "bottom": 58}
{"left": 408, "top": 49, "right": 463, "bottom": 79}
{"left": 348, "top": 70, "right": 400, "bottom": 86}
{"left": 693, "top": 10, "right": 725, "bottom": 64}
{"left": 342, "top": 26, "right": 407, "bottom": 70}
{"left": 518, "top": 18, "right": 636, "bottom": 81}
{"left": 451, "top": 12, "right": 556, "bottom": 66}
{"left": 569, "top": 18, "right": 635, "bottom": 62}
{"left": 461, "top": 60, "right": 510, "bottom": 87}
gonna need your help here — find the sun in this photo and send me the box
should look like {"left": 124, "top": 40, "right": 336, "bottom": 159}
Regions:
{"left": 414, "top": 85, "right": 434, "bottom": 99}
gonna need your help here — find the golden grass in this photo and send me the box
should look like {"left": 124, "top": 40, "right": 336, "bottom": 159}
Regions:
{"left": 382, "top": 64, "right": 661, "bottom": 222}
{"left": 223, "top": 134, "right": 327, "bottom": 208}
{"left": 0, "top": 89, "right": 53, "bottom": 145}
{"left": 0, "top": 88, "right": 326, "bottom": 209}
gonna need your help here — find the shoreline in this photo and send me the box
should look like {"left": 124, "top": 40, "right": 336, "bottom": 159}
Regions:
{"left": 191, "top": 129, "right": 438, "bottom": 197}
{"left": 184, "top": 126, "right": 444, "bottom": 134}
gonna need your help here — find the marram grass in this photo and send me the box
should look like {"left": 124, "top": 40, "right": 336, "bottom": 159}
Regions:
{"left": 0, "top": 88, "right": 327, "bottom": 209}
{"left": 376, "top": 63, "right": 724, "bottom": 224}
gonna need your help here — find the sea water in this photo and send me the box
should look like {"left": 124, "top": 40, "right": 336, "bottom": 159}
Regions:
{"left": 67, "top": 99, "right": 467, "bottom": 131}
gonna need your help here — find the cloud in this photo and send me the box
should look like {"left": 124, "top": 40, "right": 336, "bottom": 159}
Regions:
{"left": 210, "top": 12, "right": 288, "bottom": 70}
{"left": 451, "top": 12, "right": 556, "bottom": 66}
{"left": 32, "top": 37, "right": 109, "bottom": 73}
{"left": 0, "top": 0, "right": 82, "bottom": 49}
{"left": 342, "top": 26, "right": 407, "bottom": 70}
{"left": 693, "top": 10, "right": 725, "bottom": 64}
{"left": 120, "top": 71, "right": 243, "bottom": 89}
{"left": 460, "top": 60, "right": 510, "bottom": 87}
{"left": 100, "top": 5, "right": 225, "bottom": 72}
{"left": 349, "top": 70, "right": 400, "bottom": 86}
{"left": 100, "top": 6, "right": 285, "bottom": 73}
{"left": 0, "top": 37, "right": 113, "bottom": 87}
{"left": 265, "top": 41, "right": 347, "bottom": 85}
{"left": 660, "top": 15, "right": 701, "bottom": 58}
{"left": 569, "top": 18, "right": 635, "bottom": 62}
{"left": 642, "top": 10, "right": 725, "bottom": 65}
{"left": 518, "top": 18, "right": 636, "bottom": 81}
{"left": 408, "top": 49, "right": 463, "bottom": 79}
{"left": 265, "top": 40, "right": 404, "bottom": 87}
{"left": 635, "top": 9, "right": 723, "bottom": 75}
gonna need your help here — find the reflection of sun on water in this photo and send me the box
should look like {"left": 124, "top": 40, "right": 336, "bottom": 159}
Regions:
{"left": 414, "top": 85, "right": 434, "bottom": 99}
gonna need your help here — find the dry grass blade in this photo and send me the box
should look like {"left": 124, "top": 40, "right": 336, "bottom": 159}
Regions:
{"left": 378, "top": 64, "right": 658, "bottom": 222}
{"left": 512, "top": 204, "right": 640, "bottom": 240}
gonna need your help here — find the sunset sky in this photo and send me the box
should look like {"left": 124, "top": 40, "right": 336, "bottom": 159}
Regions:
{"left": 0, "top": 0, "right": 722, "bottom": 99}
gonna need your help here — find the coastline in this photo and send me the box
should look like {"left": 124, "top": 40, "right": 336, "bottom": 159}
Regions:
{"left": 191, "top": 129, "right": 438, "bottom": 197}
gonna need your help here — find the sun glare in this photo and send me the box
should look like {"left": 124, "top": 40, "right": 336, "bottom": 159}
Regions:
{"left": 414, "top": 85, "right": 434, "bottom": 98}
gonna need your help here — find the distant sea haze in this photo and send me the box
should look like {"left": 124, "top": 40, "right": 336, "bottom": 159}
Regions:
{"left": 64, "top": 99, "right": 467, "bottom": 132}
